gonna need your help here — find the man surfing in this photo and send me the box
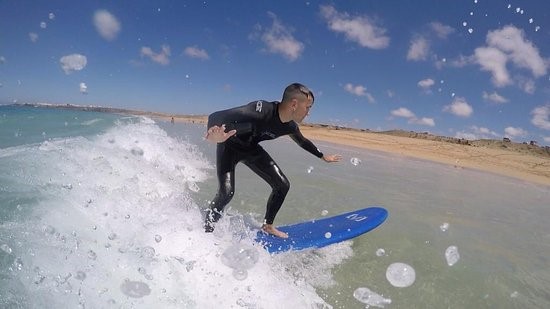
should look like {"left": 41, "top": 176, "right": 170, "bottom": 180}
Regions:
{"left": 204, "top": 83, "right": 341, "bottom": 238}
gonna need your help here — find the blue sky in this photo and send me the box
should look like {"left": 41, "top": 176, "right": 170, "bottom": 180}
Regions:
{"left": 1, "top": 1, "right": 549, "bottom": 145}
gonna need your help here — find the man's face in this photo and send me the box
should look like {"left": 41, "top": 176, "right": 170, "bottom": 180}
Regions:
{"left": 294, "top": 97, "right": 313, "bottom": 123}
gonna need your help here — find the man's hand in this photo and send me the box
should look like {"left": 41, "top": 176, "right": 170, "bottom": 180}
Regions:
{"left": 322, "top": 154, "right": 342, "bottom": 162}
{"left": 204, "top": 125, "right": 237, "bottom": 143}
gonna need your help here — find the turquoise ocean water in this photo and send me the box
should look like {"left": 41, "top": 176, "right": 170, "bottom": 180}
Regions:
{"left": 1, "top": 105, "right": 549, "bottom": 308}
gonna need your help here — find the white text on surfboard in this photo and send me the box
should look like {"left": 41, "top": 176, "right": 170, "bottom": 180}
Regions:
{"left": 346, "top": 213, "right": 369, "bottom": 222}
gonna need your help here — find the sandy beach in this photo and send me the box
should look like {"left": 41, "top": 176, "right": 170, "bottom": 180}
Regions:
{"left": 154, "top": 113, "right": 550, "bottom": 187}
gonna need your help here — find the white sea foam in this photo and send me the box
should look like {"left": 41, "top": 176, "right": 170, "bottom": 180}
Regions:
{"left": 81, "top": 118, "right": 103, "bottom": 126}
{"left": 0, "top": 117, "right": 342, "bottom": 308}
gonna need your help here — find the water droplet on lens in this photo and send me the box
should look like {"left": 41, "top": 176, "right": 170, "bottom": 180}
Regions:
{"left": 386, "top": 262, "right": 416, "bottom": 287}
{"left": 154, "top": 235, "right": 162, "bottom": 243}
{"left": 88, "top": 250, "right": 97, "bottom": 260}
{"left": 76, "top": 271, "right": 86, "bottom": 281}
{"left": 14, "top": 257, "right": 23, "bottom": 271}
{"left": 376, "top": 248, "right": 386, "bottom": 256}
{"left": 140, "top": 246, "right": 156, "bottom": 259}
{"left": 44, "top": 225, "right": 56, "bottom": 235}
{"left": 221, "top": 244, "right": 259, "bottom": 271}
{"left": 445, "top": 246, "right": 460, "bottom": 266}
{"left": 440, "top": 222, "right": 449, "bottom": 232}
{"left": 350, "top": 157, "right": 361, "bottom": 166}
{"left": 1, "top": 244, "right": 12, "bottom": 254}
{"left": 233, "top": 269, "right": 248, "bottom": 280}
{"left": 130, "top": 147, "right": 144, "bottom": 156}
{"left": 324, "top": 232, "right": 332, "bottom": 239}
{"left": 34, "top": 274, "right": 46, "bottom": 284}
{"left": 353, "top": 287, "right": 392, "bottom": 307}
{"left": 188, "top": 182, "right": 200, "bottom": 192}
{"left": 120, "top": 280, "right": 151, "bottom": 298}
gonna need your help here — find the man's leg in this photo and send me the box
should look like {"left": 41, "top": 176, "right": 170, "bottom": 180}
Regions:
{"left": 243, "top": 148, "right": 290, "bottom": 237}
{"left": 205, "top": 143, "right": 238, "bottom": 232}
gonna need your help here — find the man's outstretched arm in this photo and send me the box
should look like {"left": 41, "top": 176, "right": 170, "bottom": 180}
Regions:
{"left": 289, "top": 129, "right": 342, "bottom": 162}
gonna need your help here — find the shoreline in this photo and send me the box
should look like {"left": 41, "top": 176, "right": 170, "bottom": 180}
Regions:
{"left": 8, "top": 103, "right": 550, "bottom": 187}
{"left": 157, "top": 114, "right": 550, "bottom": 187}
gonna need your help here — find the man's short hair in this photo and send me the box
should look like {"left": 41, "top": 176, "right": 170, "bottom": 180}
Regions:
{"left": 282, "top": 83, "right": 314, "bottom": 103}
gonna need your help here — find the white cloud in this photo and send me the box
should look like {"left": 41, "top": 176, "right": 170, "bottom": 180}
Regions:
{"left": 455, "top": 125, "right": 499, "bottom": 140}
{"left": 543, "top": 136, "right": 550, "bottom": 143}
{"left": 251, "top": 12, "right": 304, "bottom": 61}
{"left": 184, "top": 46, "right": 209, "bottom": 60}
{"left": 531, "top": 106, "right": 550, "bottom": 130}
{"left": 504, "top": 126, "right": 528, "bottom": 138}
{"left": 444, "top": 97, "right": 473, "bottom": 117}
{"left": 430, "top": 22, "right": 454, "bottom": 39}
{"left": 344, "top": 83, "right": 375, "bottom": 102}
{"left": 482, "top": 91, "right": 508, "bottom": 104}
{"left": 417, "top": 78, "right": 435, "bottom": 90}
{"left": 345, "top": 83, "right": 367, "bottom": 96}
{"left": 391, "top": 107, "right": 415, "bottom": 118}
{"left": 29, "top": 32, "right": 39, "bottom": 42}
{"left": 518, "top": 78, "right": 536, "bottom": 94}
{"left": 411, "top": 117, "right": 435, "bottom": 127}
{"left": 59, "top": 54, "right": 87, "bottom": 74}
{"left": 474, "top": 25, "right": 547, "bottom": 90}
{"left": 486, "top": 26, "right": 547, "bottom": 77}
{"left": 320, "top": 5, "right": 389, "bottom": 49}
{"left": 455, "top": 131, "right": 478, "bottom": 140}
{"left": 93, "top": 10, "right": 121, "bottom": 41}
{"left": 448, "top": 55, "right": 471, "bottom": 68}
{"left": 141, "top": 45, "right": 171, "bottom": 65}
{"left": 476, "top": 126, "right": 497, "bottom": 136}
{"left": 474, "top": 46, "right": 510, "bottom": 86}
{"left": 408, "top": 22, "right": 454, "bottom": 64}
{"left": 407, "top": 36, "right": 429, "bottom": 61}
{"left": 79, "top": 82, "right": 88, "bottom": 94}
{"left": 391, "top": 108, "right": 434, "bottom": 126}
{"left": 365, "top": 93, "right": 376, "bottom": 104}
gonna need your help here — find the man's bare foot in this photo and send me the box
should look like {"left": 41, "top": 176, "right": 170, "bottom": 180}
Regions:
{"left": 262, "top": 224, "right": 288, "bottom": 238}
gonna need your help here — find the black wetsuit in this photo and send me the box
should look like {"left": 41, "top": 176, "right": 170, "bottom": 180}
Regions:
{"left": 205, "top": 100, "right": 323, "bottom": 231}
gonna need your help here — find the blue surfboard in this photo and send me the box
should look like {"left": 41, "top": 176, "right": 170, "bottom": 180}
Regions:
{"left": 255, "top": 207, "right": 388, "bottom": 253}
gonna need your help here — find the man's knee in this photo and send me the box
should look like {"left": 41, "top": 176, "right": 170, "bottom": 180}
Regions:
{"left": 274, "top": 178, "right": 290, "bottom": 195}
{"left": 212, "top": 188, "right": 234, "bottom": 208}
